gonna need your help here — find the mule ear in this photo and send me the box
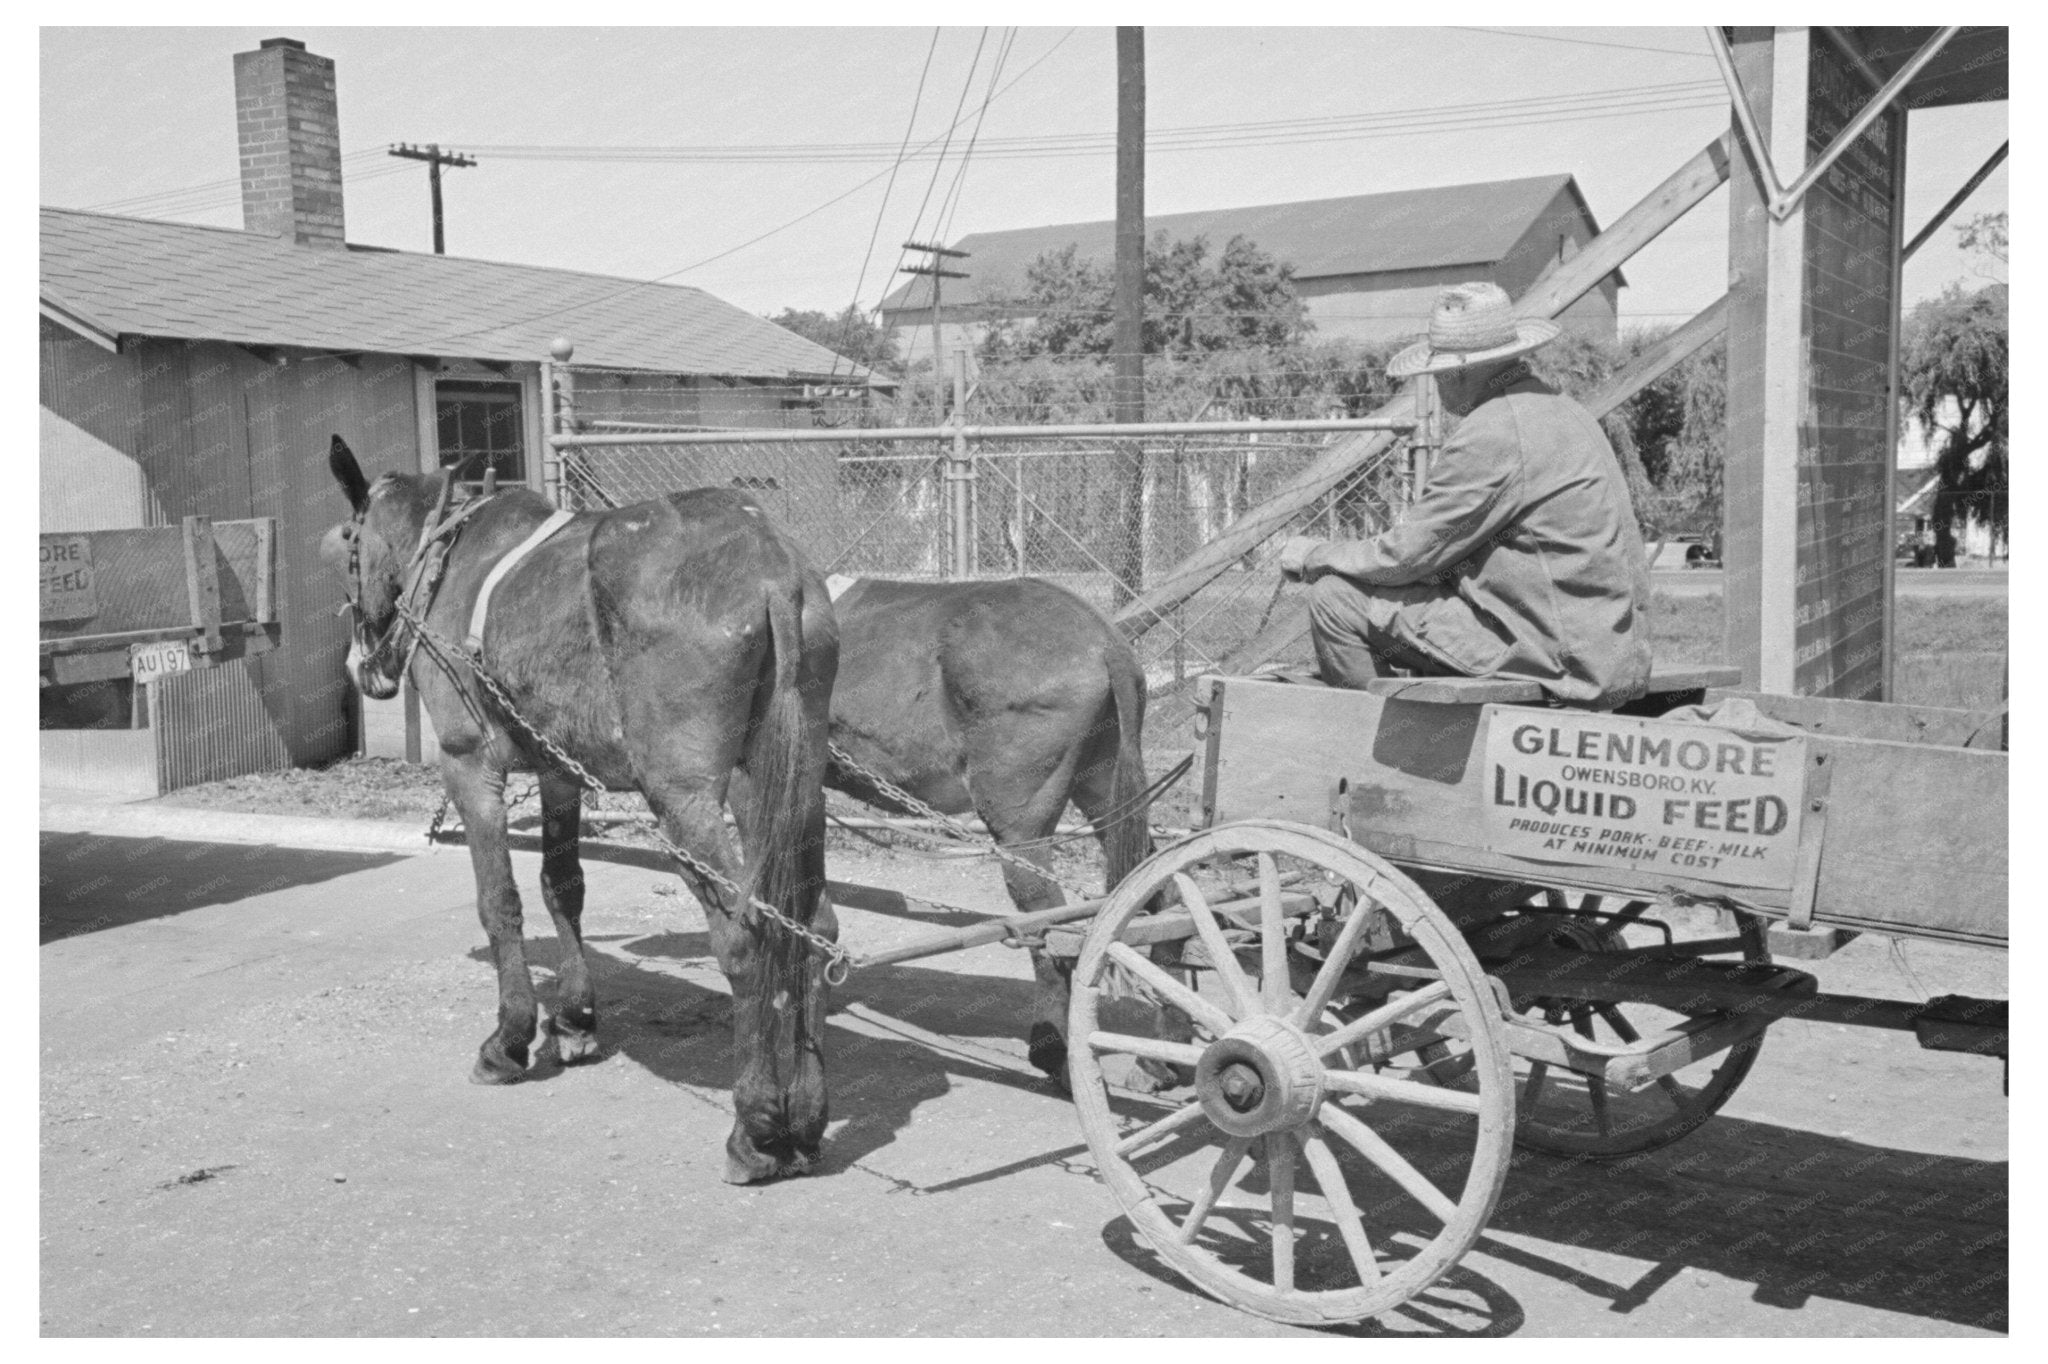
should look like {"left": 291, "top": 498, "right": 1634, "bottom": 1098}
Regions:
{"left": 329, "top": 435, "right": 371, "bottom": 513}
{"left": 430, "top": 463, "right": 456, "bottom": 524}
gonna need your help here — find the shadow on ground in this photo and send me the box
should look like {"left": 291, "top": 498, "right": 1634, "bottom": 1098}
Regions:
{"left": 38, "top": 832, "right": 403, "bottom": 944}
{"left": 458, "top": 924, "right": 2006, "bottom": 1337}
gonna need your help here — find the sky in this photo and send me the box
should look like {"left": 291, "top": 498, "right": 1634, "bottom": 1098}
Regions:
{"left": 40, "top": 25, "right": 2008, "bottom": 334}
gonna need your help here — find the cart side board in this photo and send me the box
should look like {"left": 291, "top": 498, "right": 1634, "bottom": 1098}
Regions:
{"left": 1198, "top": 677, "right": 2006, "bottom": 949}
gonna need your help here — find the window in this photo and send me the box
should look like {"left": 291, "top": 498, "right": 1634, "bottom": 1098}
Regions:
{"left": 434, "top": 379, "right": 526, "bottom": 488}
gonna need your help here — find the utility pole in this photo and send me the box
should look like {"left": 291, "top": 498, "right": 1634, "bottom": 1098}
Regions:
{"left": 1111, "top": 26, "right": 1146, "bottom": 607}
{"left": 899, "top": 240, "right": 969, "bottom": 418}
{"left": 388, "top": 143, "right": 477, "bottom": 255}
{"left": 901, "top": 241, "right": 973, "bottom": 578}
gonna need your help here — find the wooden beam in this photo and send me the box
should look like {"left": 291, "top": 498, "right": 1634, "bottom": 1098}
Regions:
{"left": 182, "top": 515, "right": 224, "bottom": 661}
{"left": 1518, "top": 133, "right": 1734, "bottom": 321}
{"left": 1113, "top": 402, "right": 1414, "bottom": 641}
{"left": 1585, "top": 296, "right": 1728, "bottom": 418}
{"left": 1115, "top": 134, "right": 1737, "bottom": 644}
{"left": 1903, "top": 140, "right": 2008, "bottom": 261}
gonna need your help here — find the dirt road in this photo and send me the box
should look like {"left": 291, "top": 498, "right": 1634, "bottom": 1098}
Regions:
{"left": 40, "top": 825, "right": 2007, "bottom": 1336}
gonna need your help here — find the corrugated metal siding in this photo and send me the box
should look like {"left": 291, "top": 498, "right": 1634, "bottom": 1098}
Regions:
{"left": 152, "top": 660, "right": 292, "bottom": 791}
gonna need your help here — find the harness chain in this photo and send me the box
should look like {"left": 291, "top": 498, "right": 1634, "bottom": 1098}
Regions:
{"left": 371, "top": 501, "right": 1133, "bottom": 975}
{"left": 391, "top": 599, "right": 856, "bottom": 984}
{"left": 823, "top": 742, "right": 1097, "bottom": 904}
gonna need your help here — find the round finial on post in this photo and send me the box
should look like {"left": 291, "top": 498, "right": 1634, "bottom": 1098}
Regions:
{"left": 549, "top": 337, "right": 575, "bottom": 363}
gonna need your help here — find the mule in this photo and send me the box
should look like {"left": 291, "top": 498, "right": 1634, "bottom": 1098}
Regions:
{"left": 320, "top": 437, "right": 838, "bottom": 1184}
{"left": 821, "top": 575, "right": 1166, "bottom": 1082}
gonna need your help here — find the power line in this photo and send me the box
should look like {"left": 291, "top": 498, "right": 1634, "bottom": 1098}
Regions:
{"left": 460, "top": 81, "right": 1726, "bottom": 165}
{"left": 828, "top": 28, "right": 944, "bottom": 383}
{"left": 79, "top": 75, "right": 1722, "bottom": 223}
{"left": 1450, "top": 26, "right": 1714, "bottom": 58}
{"left": 411, "top": 26, "right": 1080, "bottom": 352}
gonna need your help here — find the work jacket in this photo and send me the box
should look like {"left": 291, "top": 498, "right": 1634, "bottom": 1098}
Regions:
{"left": 1304, "top": 373, "right": 1653, "bottom": 708}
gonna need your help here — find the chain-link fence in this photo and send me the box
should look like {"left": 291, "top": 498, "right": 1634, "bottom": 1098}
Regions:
{"left": 543, "top": 362, "right": 1419, "bottom": 715}
{"left": 551, "top": 425, "right": 1410, "bottom": 698}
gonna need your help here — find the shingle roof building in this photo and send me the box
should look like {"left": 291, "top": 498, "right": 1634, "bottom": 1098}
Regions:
{"left": 877, "top": 174, "right": 1623, "bottom": 317}
{"left": 41, "top": 206, "right": 858, "bottom": 380}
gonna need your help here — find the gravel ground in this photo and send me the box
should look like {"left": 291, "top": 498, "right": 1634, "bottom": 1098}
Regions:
{"left": 40, "top": 814, "right": 2006, "bottom": 1337}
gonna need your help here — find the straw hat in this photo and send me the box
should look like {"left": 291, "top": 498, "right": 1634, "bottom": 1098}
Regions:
{"left": 1386, "top": 282, "right": 1560, "bottom": 378}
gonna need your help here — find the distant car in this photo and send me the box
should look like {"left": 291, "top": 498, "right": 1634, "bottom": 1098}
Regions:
{"left": 1897, "top": 529, "right": 1936, "bottom": 567}
{"left": 1678, "top": 532, "right": 1722, "bottom": 569}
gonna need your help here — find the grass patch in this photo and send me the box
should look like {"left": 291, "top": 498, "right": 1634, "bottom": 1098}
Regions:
{"left": 1649, "top": 593, "right": 2006, "bottom": 710}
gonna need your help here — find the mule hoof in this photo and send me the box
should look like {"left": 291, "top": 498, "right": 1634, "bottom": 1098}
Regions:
{"left": 546, "top": 1018, "right": 601, "bottom": 1065}
{"left": 554, "top": 1030, "right": 601, "bottom": 1064}
{"left": 469, "top": 1053, "right": 525, "bottom": 1086}
{"left": 1027, "top": 1022, "right": 1069, "bottom": 1080}
{"left": 1129, "top": 1058, "right": 1194, "bottom": 1096}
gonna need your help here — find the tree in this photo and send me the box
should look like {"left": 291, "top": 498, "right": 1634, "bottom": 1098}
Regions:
{"left": 1957, "top": 210, "right": 2008, "bottom": 276}
{"left": 1902, "top": 282, "right": 2008, "bottom": 559}
{"left": 978, "top": 231, "right": 1312, "bottom": 360}
{"left": 765, "top": 305, "right": 900, "bottom": 372}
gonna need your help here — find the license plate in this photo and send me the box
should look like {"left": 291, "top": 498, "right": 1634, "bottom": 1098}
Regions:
{"left": 131, "top": 639, "right": 194, "bottom": 683}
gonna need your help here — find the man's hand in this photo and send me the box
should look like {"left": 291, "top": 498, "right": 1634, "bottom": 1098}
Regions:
{"left": 1277, "top": 535, "right": 1322, "bottom": 581}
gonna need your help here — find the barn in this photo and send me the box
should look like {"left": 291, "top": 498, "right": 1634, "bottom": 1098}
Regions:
{"left": 878, "top": 175, "right": 1625, "bottom": 361}
{"left": 40, "top": 37, "right": 867, "bottom": 798}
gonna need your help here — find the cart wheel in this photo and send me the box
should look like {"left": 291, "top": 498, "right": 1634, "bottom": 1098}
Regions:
{"left": 1069, "top": 819, "right": 1514, "bottom": 1327}
{"left": 1423, "top": 893, "right": 1771, "bottom": 1158}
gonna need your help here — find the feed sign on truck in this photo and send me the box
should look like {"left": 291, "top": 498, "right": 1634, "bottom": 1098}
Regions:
{"left": 1481, "top": 712, "right": 1809, "bottom": 890}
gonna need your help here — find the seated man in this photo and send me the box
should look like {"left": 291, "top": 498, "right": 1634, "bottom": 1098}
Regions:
{"left": 1278, "top": 282, "right": 1652, "bottom": 709}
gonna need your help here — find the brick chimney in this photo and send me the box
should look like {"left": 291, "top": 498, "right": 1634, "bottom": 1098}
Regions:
{"left": 233, "top": 37, "right": 345, "bottom": 247}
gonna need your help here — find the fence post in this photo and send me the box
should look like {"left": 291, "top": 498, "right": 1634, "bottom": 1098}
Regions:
{"left": 948, "top": 350, "right": 974, "bottom": 579}
{"left": 1408, "top": 375, "right": 1438, "bottom": 504}
{"left": 546, "top": 338, "right": 576, "bottom": 507}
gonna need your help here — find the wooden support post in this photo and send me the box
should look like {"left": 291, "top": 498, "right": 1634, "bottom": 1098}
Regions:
{"left": 1723, "top": 27, "right": 1789, "bottom": 693}
{"left": 1111, "top": 25, "right": 1147, "bottom": 609}
{"left": 181, "top": 515, "right": 223, "bottom": 662}
{"left": 252, "top": 517, "right": 276, "bottom": 624}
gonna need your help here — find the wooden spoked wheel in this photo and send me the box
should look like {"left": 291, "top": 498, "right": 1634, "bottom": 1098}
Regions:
{"left": 1068, "top": 819, "right": 1514, "bottom": 1327}
{"left": 1427, "top": 892, "right": 1771, "bottom": 1158}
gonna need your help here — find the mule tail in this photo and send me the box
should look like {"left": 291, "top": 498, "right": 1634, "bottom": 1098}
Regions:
{"left": 1101, "top": 653, "right": 1155, "bottom": 893}
{"left": 737, "top": 585, "right": 827, "bottom": 937}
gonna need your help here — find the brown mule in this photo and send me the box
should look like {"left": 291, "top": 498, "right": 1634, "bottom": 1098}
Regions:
{"left": 321, "top": 437, "right": 838, "bottom": 1183}
{"left": 821, "top": 575, "right": 1180, "bottom": 1086}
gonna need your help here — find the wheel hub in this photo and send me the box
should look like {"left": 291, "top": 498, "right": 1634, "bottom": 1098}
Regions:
{"left": 1195, "top": 1014, "right": 1324, "bottom": 1137}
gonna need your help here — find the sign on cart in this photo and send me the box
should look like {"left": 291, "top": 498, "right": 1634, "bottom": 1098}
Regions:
{"left": 1481, "top": 711, "right": 1809, "bottom": 890}
{"left": 40, "top": 535, "right": 98, "bottom": 621}
{"left": 130, "top": 639, "right": 194, "bottom": 684}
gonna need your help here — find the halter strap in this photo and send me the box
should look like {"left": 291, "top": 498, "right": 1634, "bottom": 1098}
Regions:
{"left": 466, "top": 510, "right": 575, "bottom": 655}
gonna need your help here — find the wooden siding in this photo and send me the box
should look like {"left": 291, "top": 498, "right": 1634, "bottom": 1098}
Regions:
{"left": 40, "top": 407, "right": 151, "bottom": 531}
{"left": 39, "top": 319, "right": 420, "bottom": 771}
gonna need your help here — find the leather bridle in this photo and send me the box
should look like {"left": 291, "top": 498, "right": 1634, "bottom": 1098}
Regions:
{"left": 338, "top": 468, "right": 485, "bottom": 689}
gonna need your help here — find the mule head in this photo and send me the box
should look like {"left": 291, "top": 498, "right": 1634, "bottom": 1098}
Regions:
{"left": 322, "top": 435, "right": 447, "bottom": 700}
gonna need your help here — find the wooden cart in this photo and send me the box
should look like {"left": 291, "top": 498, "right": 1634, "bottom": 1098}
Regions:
{"left": 40, "top": 516, "right": 280, "bottom": 691}
{"left": 1052, "top": 667, "right": 2006, "bottom": 1325}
